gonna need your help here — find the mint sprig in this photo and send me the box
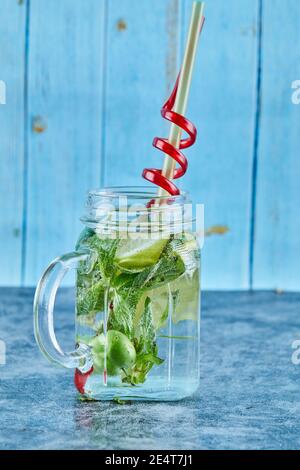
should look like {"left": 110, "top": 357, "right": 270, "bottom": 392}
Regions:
{"left": 76, "top": 232, "right": 186, "bottom": 385}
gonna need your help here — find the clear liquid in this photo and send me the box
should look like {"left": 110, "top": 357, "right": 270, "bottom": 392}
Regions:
{"left": 75, "top": 229, "right": 200, "bottom": 401}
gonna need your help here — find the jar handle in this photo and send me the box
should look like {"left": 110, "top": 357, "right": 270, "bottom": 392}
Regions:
{"left": 34, "top": 251, "right": 93, "bottom": 372}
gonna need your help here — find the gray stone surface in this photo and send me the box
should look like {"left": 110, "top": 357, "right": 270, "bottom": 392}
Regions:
{"left": 0, "top": 288, "right": 300, "bottom": 450}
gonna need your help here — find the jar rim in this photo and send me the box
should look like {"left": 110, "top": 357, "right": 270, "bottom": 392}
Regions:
{"left": 87, "top": 186, "right": 189, "bottom": 202}
{"left": 80, "top": 186, "right": 196, "bottom": 234}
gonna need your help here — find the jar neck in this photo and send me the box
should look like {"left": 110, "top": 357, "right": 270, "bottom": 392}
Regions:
{"left": 80, "top": 187, "right": 193, "bottom": 234}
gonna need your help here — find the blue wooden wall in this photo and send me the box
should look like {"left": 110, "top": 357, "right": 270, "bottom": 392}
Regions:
{"left": 0, "top": 0, "right": 299, "bottom": 290}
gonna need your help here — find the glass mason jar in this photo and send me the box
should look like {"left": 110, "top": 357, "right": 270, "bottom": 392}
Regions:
{"left": 34, "top": 187, "right": 201, "bottom": 401}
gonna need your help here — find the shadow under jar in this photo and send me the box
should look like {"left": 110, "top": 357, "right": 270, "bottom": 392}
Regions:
{"left": 34, "top": 187, "right": 201, "bottom": 401}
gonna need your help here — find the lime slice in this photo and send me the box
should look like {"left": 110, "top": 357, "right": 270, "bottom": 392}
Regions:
{"left": 135, "top": 269, "right": 199, "bottom": 330}
{"left": 132, "top": 233, "right": 200, "bottom": 328}
{"left": 134, "top": 287, "right": 169, "bottom": 331}
{"left": 115, "top": 238, "right": 168, "bottom": 272}
{"left": 170, "top": 269, "right": 200, "bottom": 324}
{"left": 169, "top": 233, "right": 200, "bottom": 323}
{"left": 170, "top": 233, "right": 199, "bottom": 274}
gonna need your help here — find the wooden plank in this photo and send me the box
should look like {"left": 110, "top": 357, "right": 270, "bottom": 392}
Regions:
{"left": 24, "top": 0, "right": 106, "bottom": 285}
{"left": 182, "top": 0, "right": 260, "bottom": 289}
{"left": 103, "top": 0, "right": 181, "bottom": 187}
{"left": 253, "top": 0, "right": 300, "bottom": 290}
{"left": 0, "top": 1, "right": 27, "bottom": 286}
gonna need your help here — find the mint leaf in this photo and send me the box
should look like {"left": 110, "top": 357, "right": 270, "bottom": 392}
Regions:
{"left": 76, "top": 232, "right": 119, "bottom": 317}
{"left": 107, "top": 239, "right": 185, "bottom": 355}
{"left": 139, "top": 297, "right": 155, "bottom": 350}
{"left": 77, "top": 282, "right": 105, "bottom": 316}
{"left": 76, "top": 233, "right": 187, "bottom": 384}
{"left": 122, "top": 297, "right": 164, "bottom": 385}
{"left": 80, "top": 233, "right": 119, "bottom": 281}
{"left": 130, "top": 241, "right": 185, "bottom": 292}
{"left": 107, "top": 291, "right": 138, "bottom": 339}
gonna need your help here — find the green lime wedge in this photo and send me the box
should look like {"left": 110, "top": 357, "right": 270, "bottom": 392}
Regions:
{"left": 134, "top": 287, "right": 169, "bottom": 331}
{"left": 134, "top": 269, "right": 199, "bottom": 330}
{"left": 133, "top": 233, "right": 200, "bottom": 328}
{"left": 115, "top": 238, "right": 168, "bottom": 272}
{"left": 170, "top": 269, "right": 200, "bottom": 324}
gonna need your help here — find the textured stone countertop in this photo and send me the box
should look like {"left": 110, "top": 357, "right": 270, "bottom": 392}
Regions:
{"left": 0, "top": 288, "right": 300, "bottom": 450}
